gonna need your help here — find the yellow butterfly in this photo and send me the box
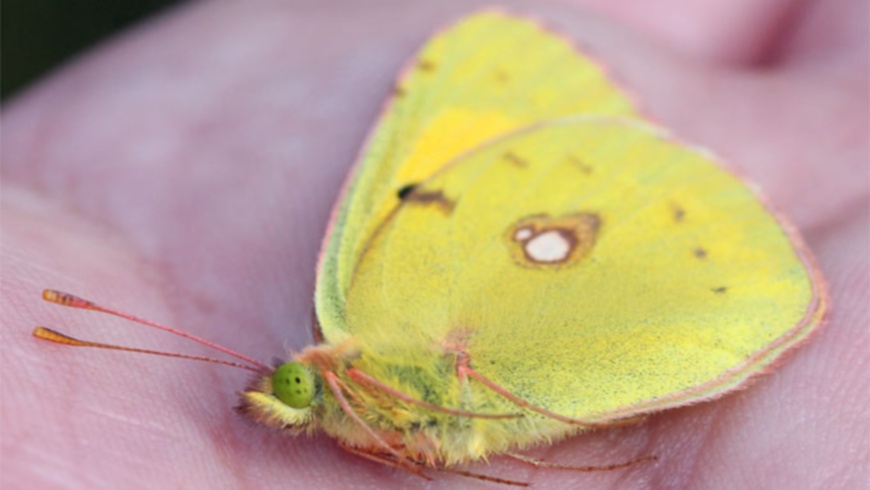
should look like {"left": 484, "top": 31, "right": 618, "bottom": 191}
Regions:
{"left": 239, "top": 8, "right": 825, "bottom": 475}
{"left": 37, "top": 9, "right": 826, "bottom": 485}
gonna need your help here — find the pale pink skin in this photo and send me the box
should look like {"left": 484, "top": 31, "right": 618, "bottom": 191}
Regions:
{"left": 2, "top": 1, "right": 867, "bottom": 488}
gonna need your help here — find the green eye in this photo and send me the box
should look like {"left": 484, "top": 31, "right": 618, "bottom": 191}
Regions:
{"left": 272, "top": 362, "right": 315, "bottom": 409}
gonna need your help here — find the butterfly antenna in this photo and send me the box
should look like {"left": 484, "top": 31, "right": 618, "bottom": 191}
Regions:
{"left": 37, "top": 289, "right": 270, "bottom": 372}
{"left": 33, "top": 327, "right": 262, "bottom": 372}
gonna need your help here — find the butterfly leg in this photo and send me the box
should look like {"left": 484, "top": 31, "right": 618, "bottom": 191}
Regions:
{"left": 503, "top": 452, "right": 657, "bottom": 472}
{"left": 340, "top": 442, "right": 533, "bottom": 487}
{"left": 435, "top": 465, "right": 531, "bottom": 487}
{"left": 338, "top": 442, "right": 432, "bottom": 480}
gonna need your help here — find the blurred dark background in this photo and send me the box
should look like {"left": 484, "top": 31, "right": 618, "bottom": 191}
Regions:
{"left": 2, "top": 0, "right": 182, "bottom": 101}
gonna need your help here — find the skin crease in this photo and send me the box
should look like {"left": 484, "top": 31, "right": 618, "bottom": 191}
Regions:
{"left": 1, "top": 0, "right": 867, "bottom": 488}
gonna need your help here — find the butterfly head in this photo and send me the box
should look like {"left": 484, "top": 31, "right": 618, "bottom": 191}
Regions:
{"left": 236, "top": 361, "right": 320, "bottom": 434}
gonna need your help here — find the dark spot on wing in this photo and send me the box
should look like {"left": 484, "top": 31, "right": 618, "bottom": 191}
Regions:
{"left": 392, "top": 85, "right": 406, "bottom": 98}
{"left": 402, "top": 188, "right": 456, "bottom": 214}
{"left": 566, "top": 154, "right": 593, "bottom": 174}
{"left": 672, "top": 203, "right": 686, "bottom": 223}
{"left": 397, "top": 183, "right": 418, "bottom": 200}
{"left": 712, "top": 286, "right": 728, "bottom": 294}
{"left": 694, "top": 247, "right": 708, "bottom": 260}
{"left": 503, "top": 151, "right": 528, "bottom": 168}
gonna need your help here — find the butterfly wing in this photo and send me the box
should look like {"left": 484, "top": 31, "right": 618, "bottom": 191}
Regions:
{"left": 315, "top": 11, "right": 638, "bottom": 337}
{"left": 341, "top": 118, "right": 825, "bottom": 420}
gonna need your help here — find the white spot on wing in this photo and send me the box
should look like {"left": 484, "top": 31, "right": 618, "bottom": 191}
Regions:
{"left": 514, "top": 227, "right": 533, "bottom": 241}
{"left": 525, "top": 230, "right": 571, "bottom": 263}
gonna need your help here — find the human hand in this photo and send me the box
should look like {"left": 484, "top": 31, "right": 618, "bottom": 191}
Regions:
{"left": 3, "top": 1, "right": 866, "bottom": 488}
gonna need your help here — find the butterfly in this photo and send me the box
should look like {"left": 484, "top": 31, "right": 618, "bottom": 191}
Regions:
{"left": 37, "top": 9, "right": 826, "bottom": 486}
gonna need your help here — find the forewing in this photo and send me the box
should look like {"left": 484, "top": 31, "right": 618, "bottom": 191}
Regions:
{"left": 315, "top": 11, "right": 638, "bottom": 338}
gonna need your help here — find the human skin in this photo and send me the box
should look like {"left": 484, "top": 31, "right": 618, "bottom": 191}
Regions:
{"left": 2, "top": 0, "right": 867, "bottom": 488}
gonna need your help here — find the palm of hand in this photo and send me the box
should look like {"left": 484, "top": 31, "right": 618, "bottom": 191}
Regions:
{"left": 2, "top": 1, "right": 866, "bottom": 488}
